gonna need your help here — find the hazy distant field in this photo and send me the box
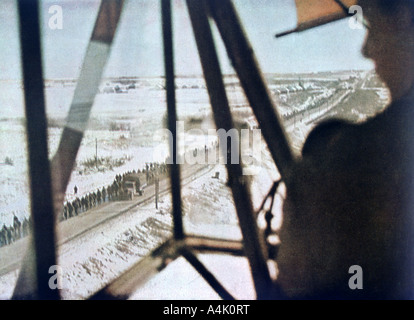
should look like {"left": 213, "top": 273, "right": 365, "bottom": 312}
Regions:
{"left": 0, "top": 70, "right": 388, "bottom": 226}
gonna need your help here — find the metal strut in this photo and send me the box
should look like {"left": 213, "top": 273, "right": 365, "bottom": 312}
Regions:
{"left": 14, "top": 0, "right": 290, "bottom": 300}
{"left": 15, "top": 0, "right": 59, "bottom": 300}
{"left": 90, "top": 0, "right": 237, "bottom": 300}
{"left": 13, "top": 0, "right": 125, "bottom": 299}
{"left": 208, "top": 0, "right": 295, "bottom": 179}
{"left": 186, "top": 0, "right": 273, "bottom": 299}
{"left": 161, "top": 0, "right": 184, "bottom": 240}
{"left": 89, "top": 236, "right": 243, "bottom": 299}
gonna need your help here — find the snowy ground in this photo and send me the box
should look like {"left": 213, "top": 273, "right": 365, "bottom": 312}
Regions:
{"left": 0, "top": 80, "right": 213, "bottom": 226}
{"left": 0, "top": 160, "right": 276, "bottom": 300}
{"left": 0, "top": 72, "right": 388, "bottom": 299}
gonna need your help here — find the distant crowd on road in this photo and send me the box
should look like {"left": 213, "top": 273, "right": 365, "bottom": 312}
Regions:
{"left": 0, "top": 214, "right": 31, "bottom": 248}
{"left": 59, "top": 162, "right": 168, "bottom": 222}
{"left": 0, "top": 162, "right": 168, "bottom": 248}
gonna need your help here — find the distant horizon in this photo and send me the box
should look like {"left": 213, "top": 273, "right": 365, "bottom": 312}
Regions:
{"left": 0, "top": 68, "right": 375, "bottom": 83}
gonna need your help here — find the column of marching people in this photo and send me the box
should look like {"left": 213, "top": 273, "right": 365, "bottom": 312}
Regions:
{"left": 0, "top": 214, "right": 31, "bottom": 247}
{"left": 0, "top": 162, "right": 168, "bottom": 248}
{"left": 60, "top": 162, "right": 168, "bottom": 221}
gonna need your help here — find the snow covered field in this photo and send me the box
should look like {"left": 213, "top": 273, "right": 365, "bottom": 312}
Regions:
{"left": 0, "top": 76, "right": 279, "bottom": 227}
{"left": 0, "top": 79, "right": 213, "bottom": 226}
{"left": 0, "top": 158, "right": 278, "bottom": 299}
{"left": 0, "top": 77, "right": 278, "bottom": 299}
{"left": 0, "top": 71, "right": 388, "bottom": 299}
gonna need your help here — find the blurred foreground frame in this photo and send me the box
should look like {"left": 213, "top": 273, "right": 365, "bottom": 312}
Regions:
{"left": 14, "top": 0, "right": 366, "bottom": 300}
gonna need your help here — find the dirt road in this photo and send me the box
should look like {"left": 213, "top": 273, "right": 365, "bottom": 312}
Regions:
{"left": 0, "top": 163, "right": 215, "bottom": 277}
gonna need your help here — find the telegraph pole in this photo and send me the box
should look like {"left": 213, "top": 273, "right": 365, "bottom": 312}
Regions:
{"left": 155, "top": 176, "right": 159, "bottom": 209}
{"left": 95, "top": 138, "right": 98, "bottom": 169}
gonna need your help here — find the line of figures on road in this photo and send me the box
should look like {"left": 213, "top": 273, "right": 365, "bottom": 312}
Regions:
{"left": 0, "top": 162, "right": 168, "bottom": 248}
{"left": 0, "top": 214, "right": 31, "bottom": 247}
{"left": 59, "top": 162, "right": 168, "bottom": 222}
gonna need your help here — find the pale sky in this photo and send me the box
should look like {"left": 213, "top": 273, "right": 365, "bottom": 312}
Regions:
{"left": 0, "top": 0, "right": 373, "bottom": 80}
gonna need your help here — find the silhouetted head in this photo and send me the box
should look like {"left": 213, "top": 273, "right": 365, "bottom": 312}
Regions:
{"left": 359, "top": 0, "right": 414, "bottom": 101}
{"left": 275, "top": 1, "right": 414, "bottom": 300}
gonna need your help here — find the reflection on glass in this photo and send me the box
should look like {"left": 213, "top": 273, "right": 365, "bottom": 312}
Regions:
{"left": 38, "top": 0, "right": 175, "bottom": 299}
{"left": 0, "top": 0, "right": 31, "bottom": 300}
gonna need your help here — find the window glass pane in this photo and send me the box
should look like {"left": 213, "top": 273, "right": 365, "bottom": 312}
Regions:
{"left": 170, "top": 1, "right": 242, "bottom": 240}
{"left": 0, "top": 0, "right": 31, "bottom": 300}
{"left": 39, "top": 0, "right": 173, "bottom": 299}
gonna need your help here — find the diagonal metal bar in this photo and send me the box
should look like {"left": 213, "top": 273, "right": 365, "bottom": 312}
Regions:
{"left": 208, "top": 0, "right": 295, "bottom": 180}
{"left": 89, "top": 238, "right": 184, "bottom": 300}
{"left": 13, "top": 0, "right": 125, "bottom": 299}
{"left": 88, "top": 236, "right": 243, "bottom": 300}
{"left": 186, "top": 235, "right": 244, "bottom": 256}
{"left": 15, "top": 0, "right": 59, "bottom": 300}
{"left": 51, "top": 0, "right": 124, "bottom": 218}
{"left": 180, "top": 248, "right": 235, "bottom": 300}
{"left": 186, "top": 0, "right": 272, "bottom": 299}
{"left": 161, "top": 0, "right": 184, "bottom": 240}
